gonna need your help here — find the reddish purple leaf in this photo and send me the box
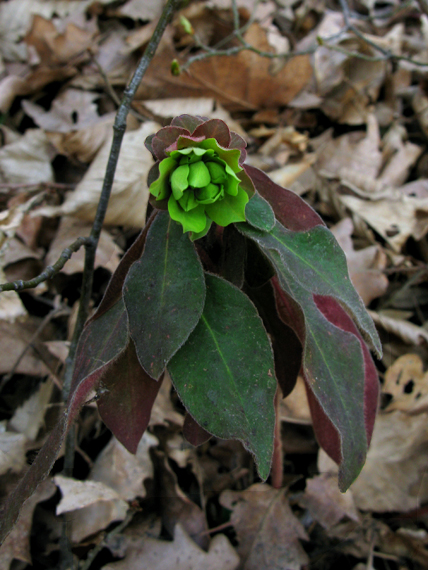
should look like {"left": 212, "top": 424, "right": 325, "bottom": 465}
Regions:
{"left": 97, "top": 341, "right": 163, "bottom": 453}
{"left": 244, "top": 164, "right": 324, "bottom": 231}
{"left": 230, "top": 131, "right": 247, "bottom": 163}
{"left": 152, "top": 126, "right": 191, "bottom": 160}
{"left": 192, "top": 119, "right": 231, "bottom": 148}
{"left": 171, "top": 114, "right": 206, "bottom": 133}
{"left": 183, "top": 413, "right": 212, "bottom": 447}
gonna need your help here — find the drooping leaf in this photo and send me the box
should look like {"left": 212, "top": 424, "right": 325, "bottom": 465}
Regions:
{"left": 220, "top": 224, "right": 246, "bottom": 288}
{"left": 97, "top": 341, "right": 163, "bottom": 453}
{"left": 245, "top": 192, "right": 275, "bottom": 232}
{"left": 244, "top": 164, "right": 324, "bottom": 231}
{"left": 71, "top": 298, "right": 128, "bottom": 394}
{"left": 238, "top": 221, "right": 381, "bottom": 357}
{"left": 271, "top": 276, "right": 368, "bottom": 491}
{"left": 168, "top": 273, "right": 276, "bottom": 480}
{"left": 124, "top": 212, "right": 206, "bottom": 380}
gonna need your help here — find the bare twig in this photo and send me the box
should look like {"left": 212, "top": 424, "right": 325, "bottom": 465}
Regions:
{"left": 0, "top": 237, "right": 91, "bottom": 292}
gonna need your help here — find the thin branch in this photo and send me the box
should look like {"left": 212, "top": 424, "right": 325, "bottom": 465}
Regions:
{"left": 0, "top": 237, "right": 91, "bottom": 292}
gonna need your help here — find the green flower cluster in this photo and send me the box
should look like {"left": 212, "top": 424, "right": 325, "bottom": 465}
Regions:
{"left": 149, "top": 138, "right": 249, "bottom": 239}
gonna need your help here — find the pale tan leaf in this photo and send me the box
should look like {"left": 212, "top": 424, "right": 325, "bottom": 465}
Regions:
{"left": 0, "top": 319, "right": 50, "bottom": 376}
{"left": 0, "top": 129, "right": 54, "bottom": 184}
{"left": 279, "top": 376, "right": 311, "bottom": 425}
{"left": 0, "top": 429, "right": 27, "bottom": 476}
{"left": 54, "top": 475, "right": 125, "bottom": 514}
{"left": 102, "top": 523, "right": 240, "bottom": 570}
{"left": 9, "top": 378, "right": 54, "bottom": 441}
{"left": 90, "top": 432, "right": 158, "bottom": 502}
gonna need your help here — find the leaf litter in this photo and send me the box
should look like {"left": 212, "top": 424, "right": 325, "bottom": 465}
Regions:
{"left": 2, "top": 0, "right": 428, "bottom": 568}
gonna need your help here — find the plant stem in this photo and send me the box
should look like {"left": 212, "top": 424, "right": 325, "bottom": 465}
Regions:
{"left": 271, "top": 388, "right": 283, "bottom": 489}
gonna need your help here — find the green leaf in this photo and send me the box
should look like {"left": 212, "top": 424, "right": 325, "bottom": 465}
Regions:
{"left": 124, "top": 212, "right": 206, "bottom": 379}
{"left": 245, "top": 192, "right": 275, "bottom": 232}
{"left": 149, "top": 157, "right": 177, "bottom": 200}
{"left": 168, "top": 273, "right": 276, "bottom": 480}
{"left": 274, "top": 271, "right": 367, "bottom": 490}
{"left": 205, "top": 186, "right": 249, "bottom": 226}
{"left": 168, "top": 196, "right": 206, "bottom": 233}
{"left": 238, "top": 222, "right": 381, "bottom": 357}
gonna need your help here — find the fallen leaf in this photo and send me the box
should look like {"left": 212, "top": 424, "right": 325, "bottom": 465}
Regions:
{"left": 54, "top": 475, "right": 128, "bottom": 543}
{"left": 90, "top": 432, "right": 158, "bottom": 502}
{"left": 220, "top": 483, "right": 309, "bottom": 569}
{"left": 102, "top": 523, "right": 240, "bottom": 570}
{"left": 9, "top": 378, "right": 54, "bottom": 441}
{"left": 0, "top": 129, "right": 54, "bottom": 184}
{"left": 383, "top": 354, "right": 428, "bottom": 414}
{"left": 331, "top": 217, "right": 388, "bottom": 305}
{"left": 369, "top": 309, "right": 428, "bottom": 345}
{"left": 45, "top": 216, "right": 122, "bottom": 274}
{"left": 0, "top": 319, "right": 50, "bottom": 376}
{"left": 37, "top": 121, "right": 160, "bottom": 227}
{"left": 279, "top": 376, "right": 311, "bottom": 424}
{"left": 0, "top": 429, "right": 27, "bottom": 476}
{"left": 298, "top": 473, "right": 360, "bottom": 530}
{"left": 318, "top": 409, "right": 428, "bottom": 512}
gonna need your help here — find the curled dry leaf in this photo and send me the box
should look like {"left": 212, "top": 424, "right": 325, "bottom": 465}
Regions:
{"left": 9, "top": 378, "right": 54, "bottom": 441}
{"left": 0, "top": 429, "right": 27, "bottom": 476}
{"left": 36, "top": 122, "right": 160, "bottom": 227}
{"left": 369, "top": 309, "right": 428, "bottom": 345}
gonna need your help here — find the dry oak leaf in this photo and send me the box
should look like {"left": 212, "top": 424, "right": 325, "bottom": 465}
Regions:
{"left": 138, "top": 23, "right": 312, "bottom": 111}
{"left": 369, "top": 309, "right": 428, "bottom": 345}
{"left": 102, "top": 523, "right": 240, "bottom": 570}
{"left": 220, "top": 483, "right": 309, "bottom": 570}
{"left": 383, "top": 354, "right": 428, "bottom": 414}
{"left": 0, "top": 129, "right": 54, "bottom": 184}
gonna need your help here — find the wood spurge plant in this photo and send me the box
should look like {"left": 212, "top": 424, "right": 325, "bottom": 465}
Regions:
{"left": 0, "top": 115, "right": 382, "bottom": 544}
{"left": 74, "top": 115, "right": 382, "bottom": 489}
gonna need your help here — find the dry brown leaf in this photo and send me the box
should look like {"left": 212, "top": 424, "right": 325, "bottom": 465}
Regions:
{"left": 23, "top": 89, "right": 115, "bottom": 162}
{"left": 268, "top": 155, "right": 317, "bottom": 191}
{"left": 90, "top": 432, "right": 158, "bottom": 502}
{"left": 45, "top": 216, "right": 122, "bottom": 275}
{"left": 0, "top": 0, "right": 91, "bottom": 62}
{"left": 150, "top": 372, "right": 184, "bottom": 427}
{"left": 340, "top": 194, "right": 428, "bottom": 252}
{"left": 115, "top": 0, "right": 165, "bottom": 21}
{"left": 298, "top": 473, "right": 360, "bottom": 530}
{"left": 318, "top": 409, "right": 428, "bottom": 512}
{"left": 0, "top": 480, "right": 56, "bottom": 568}
{"left": 383, "top": 354, "right": 428, "bottom": 414}
{"left": 43, "top": 340, "right": 70, "bottom": 363}
{"left": 156, "top": 450, "right": 208, "bottom": 549}
{"left": 316, "top": 114, "right": 382, "bottom": 181}
{"left": 102, "top": 523, "right": 240, "bottom": 570}
{"left": 220, "top": 483, "right": 309, "bottom": 569}
{"left": 9, "top": 378, "right": 54, "bottom": 441}
{"left": 0, "top": 319, "right": 50, "bottom": 376}
{"left": 0, "top": 129, "right": 54, "bottom": 184}
{"left": 138, "top": 22, "right": 312, "bottom": 111}
{"left": 369, "top": 309, "right": 428, "bottom": 345}
{"left": 24, "top": 14, "right": 95, "bottom": 66}
{"left": 331, "top": 218, "right": 388, "bottom": 305}
{"left": 37, "top": 122, "right": 159, "bottom": 227}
